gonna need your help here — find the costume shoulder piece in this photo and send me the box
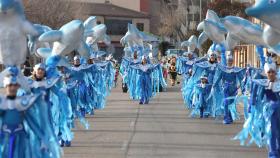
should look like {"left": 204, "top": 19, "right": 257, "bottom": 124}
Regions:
{"left": 139, "top": 64, "right": 152, "bottom": 72}
{"left": 254, "top": 79, "right": 280, "bottom": 92}
{"left": 233, "top": 67, "right": 245, "bottom": 73}
{"left": 153, "top": 63, "right": 160, "bottom": 68}
{"left": 131, "top": 59, "right": 141, "bottom": 65}
{"left": 0, "top": 94, "right": 41, "bottom": 111}
{"left": 196, "top": 61, "right": 213, "bottom": 68}
{"left": 185, "top": 59, "right": 195, "bottom": 66}
{"left": 81, "top": 64, "right": 95, "bottom": 70}
{"left": 196, "top": 83, "right": 212, "bottom": 88}
{"left": 252, "top": 79, "right": 269, "bottom": 87}
{"left": 70, "top": 66, "right": 87, "bottom": 71}
{"left": 217, "top": 64, "right": 227, "bottom": 72}
{"left": 179, "top": 57, "right": 188, "bottom": 62}
{"left": 28, "top": 77, "right": 60, "bottom": 89}
{"left": 195, "top": 57, "right": 207, "bottom": 63}
{"left": 218, "top": 65, "right": 244, "bottom": 73}
{"left": 123, "top": 57, "right": 130, "bottom": 61}
{"left": 96, "top": 61, "right": 110, "bottom": 68}
{"left": 272, "top": 80, "right": 280, "bottom": 92}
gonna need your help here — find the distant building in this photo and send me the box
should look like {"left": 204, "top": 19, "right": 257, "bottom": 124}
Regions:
{"left": 160, "top": 0, "right": 210, "bottom": 43}
{"left": 70, "top": 0, "right": 142, "bottom": 12}
{"left": 233, "top": 17, "right": 262, "bottom": 68}
{"left": 67, "top": 0, "right": 151, "bottom": 61}
{"left": 177, "top": 0, "right": 210, "bottom": 31}
{"left": 146, "top": 0, "right": 161, "bottom": 35}
{"left": 231, "top": 1, "right": 280, "bottom": 68}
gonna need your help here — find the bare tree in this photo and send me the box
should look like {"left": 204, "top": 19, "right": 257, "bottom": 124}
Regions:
{"left": 158, "top": 0, "right": 202, "bottom": 43}
{"left": 24, "top": 0, "right": 83, "bottom": 29}
{"left": 158, "top": 0, "right": 188, "bottom": 42}
{"left": 205, "top": 0, "right": 248, "bottom": 18}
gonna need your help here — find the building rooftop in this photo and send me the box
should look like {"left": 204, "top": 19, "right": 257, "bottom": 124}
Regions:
{"left": 73, "top": 2, "right": 150, "bottom": 18}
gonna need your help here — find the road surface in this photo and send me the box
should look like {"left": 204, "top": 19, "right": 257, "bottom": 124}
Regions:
{"left": 64, "top": 84, "right": 266, "bottom": 158}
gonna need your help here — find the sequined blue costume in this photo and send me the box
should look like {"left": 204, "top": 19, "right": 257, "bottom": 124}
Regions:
{"left": 126, "top": 62, "right": 167, "bottom": 104}
{"left": 213, "top": 65, "right": 245, "bottom": 124}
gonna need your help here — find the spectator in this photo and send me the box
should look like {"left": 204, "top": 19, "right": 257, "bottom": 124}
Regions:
{"left": 23, "top": 57, "right": 32, "bottom": 76}
{"left": 169, "top": 62, "right": 177, "bottom": 86}
{"left": 161, "top": 59, "right": 168, "bottom": 81}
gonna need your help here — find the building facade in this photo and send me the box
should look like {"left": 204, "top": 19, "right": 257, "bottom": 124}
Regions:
{"left": 69, "top": 0, "right": 142, "bottom": 12}
{"left": 232, "top": 1, "right": 280, "bottom": 68}
{"left": 67, "top": 0, "right": 151, "bottom": 61}
{"left": 177, "top": 0, "right": 210, "bottom": 31}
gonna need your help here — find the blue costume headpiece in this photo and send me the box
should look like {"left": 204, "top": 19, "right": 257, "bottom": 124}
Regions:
{"left": 34, "top": 63, "right": 46, "bottom": 71}
{"left": 3, "top": 75, "right": 18, "bottom": 87}
{"left": 264, "top": 57, "right": 277, "bottom": 73}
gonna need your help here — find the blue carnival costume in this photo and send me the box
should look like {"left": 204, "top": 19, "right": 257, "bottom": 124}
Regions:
{"left": 182, "top": 51, "right": 218, "bottom": 112}
{"left": 26, "top": 63, "right": 73, "bottom": 148}
{"left": 126, "top": 57, "right": 166, "bottom": 104}
{"left": 0, "top": 74, "right": 60, "bottom": 158}
{"left": 234, "top": 60, "right": 280, "bottom": 158}
{"left": 213, "top": 56, "right": 245, "bottom": 124}
{"left": 83, "top": 60, "right": 115, "bottom": 110}
{"left": 120, "top": 55, "right": 141, "bottom": 85}
{"left": 64, "top": 56, "right": 112, "bottom": 128}
{"left": 190, "top": 73, "right": 212, "bottom": 118}
{"left": 64, "top": 63, "right": 92, "bottom": 129}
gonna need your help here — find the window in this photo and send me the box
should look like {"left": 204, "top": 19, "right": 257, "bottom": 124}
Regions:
{"left": 136, "top": 23, "right": 144, "bottom": 31}
{"left": 105, "top": 19, "right": 132, "bottom": 35}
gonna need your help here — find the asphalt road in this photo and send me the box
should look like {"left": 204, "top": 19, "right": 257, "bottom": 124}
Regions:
{"left": 63, "top": 84, "right": 267, "bottom": 158}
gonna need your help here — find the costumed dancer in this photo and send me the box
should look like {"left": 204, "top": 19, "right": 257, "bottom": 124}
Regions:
{"left": 180, "top": 51, "right": 198, "bottom": 107}
{"left": 212, "top": 54, "right": 245, "bottom": 124}
{"left": 234, "top": 59, "right": 280, "bottom": 158}
{"left": 242, "top": 64, "right": 265, "bottom": 120}
{"left": 64, "top": 56, "right": 91, "bottom": 129}
{"left": 178, "top": 35, "right": 202, "bottom": 75}
{"left": 182, "top": 50, "right": 218, "bottom": 111}
{"left": 120, "top": 51, "right": 141, "bottom": 77}
{"left": 0, "top": 73, "right": 61, "bottom": 158}
{"left": 181, "top": 51, "right": 197, "bottom": 80}
{"left": 99, "top": 54, "right": 116, "bottom": 96}
{"left": 85, "top": 54, "right": 114, "bottom": 110}
{"left": 127, "top": 56, "right": 166, "bottom": 104}
{"left": 176, "top": 52, "right": 189, "bottom": 75}
{"left": 190, "top": 72, "right": 212, "bottom": 118}
{"left": 120, "top": 51, "right": 141, "bottom": 92}
{"left": 25, "top": 63, "right": 73, "bottom": 148}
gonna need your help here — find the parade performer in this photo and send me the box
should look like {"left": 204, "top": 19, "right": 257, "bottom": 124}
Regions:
{"left": 126, "top": 56, "right": 166, "bottom": 104}
{"left": 86, "top": 54, "right": 115, "bottom": 110}
{"left": 213, "top": 54, "right": 245, "bottom": 124}
{"left": 182, "top": 50, "right": 218, "bottom": 110}
{"left": 120, "top": 51, "right": 141, "bottom": 92}
{"left": 234, "top": 59, "right": 280, "bottom": 158}
{"left": 64, "top": 55, "right": 111, "bottom": 126}
{"left": 25, "top": 63, "right": 73, "bottom": 148}
{"left": 0, "top": 73, "right": 61, "bottom": 158}
{"left": 176, "top": 51, "right": 196, "bottom": 77}
{"left": 190, "top": 72, "right": 212, "bottom": 118}
{"left": 242, "top": 64, "right": 266, "bottom": 120}
{"left": 64, "top": 56, "right": 91, "bottom": 129}
{"left": 178, "top": 35, "right": 201, "bottom": 76}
